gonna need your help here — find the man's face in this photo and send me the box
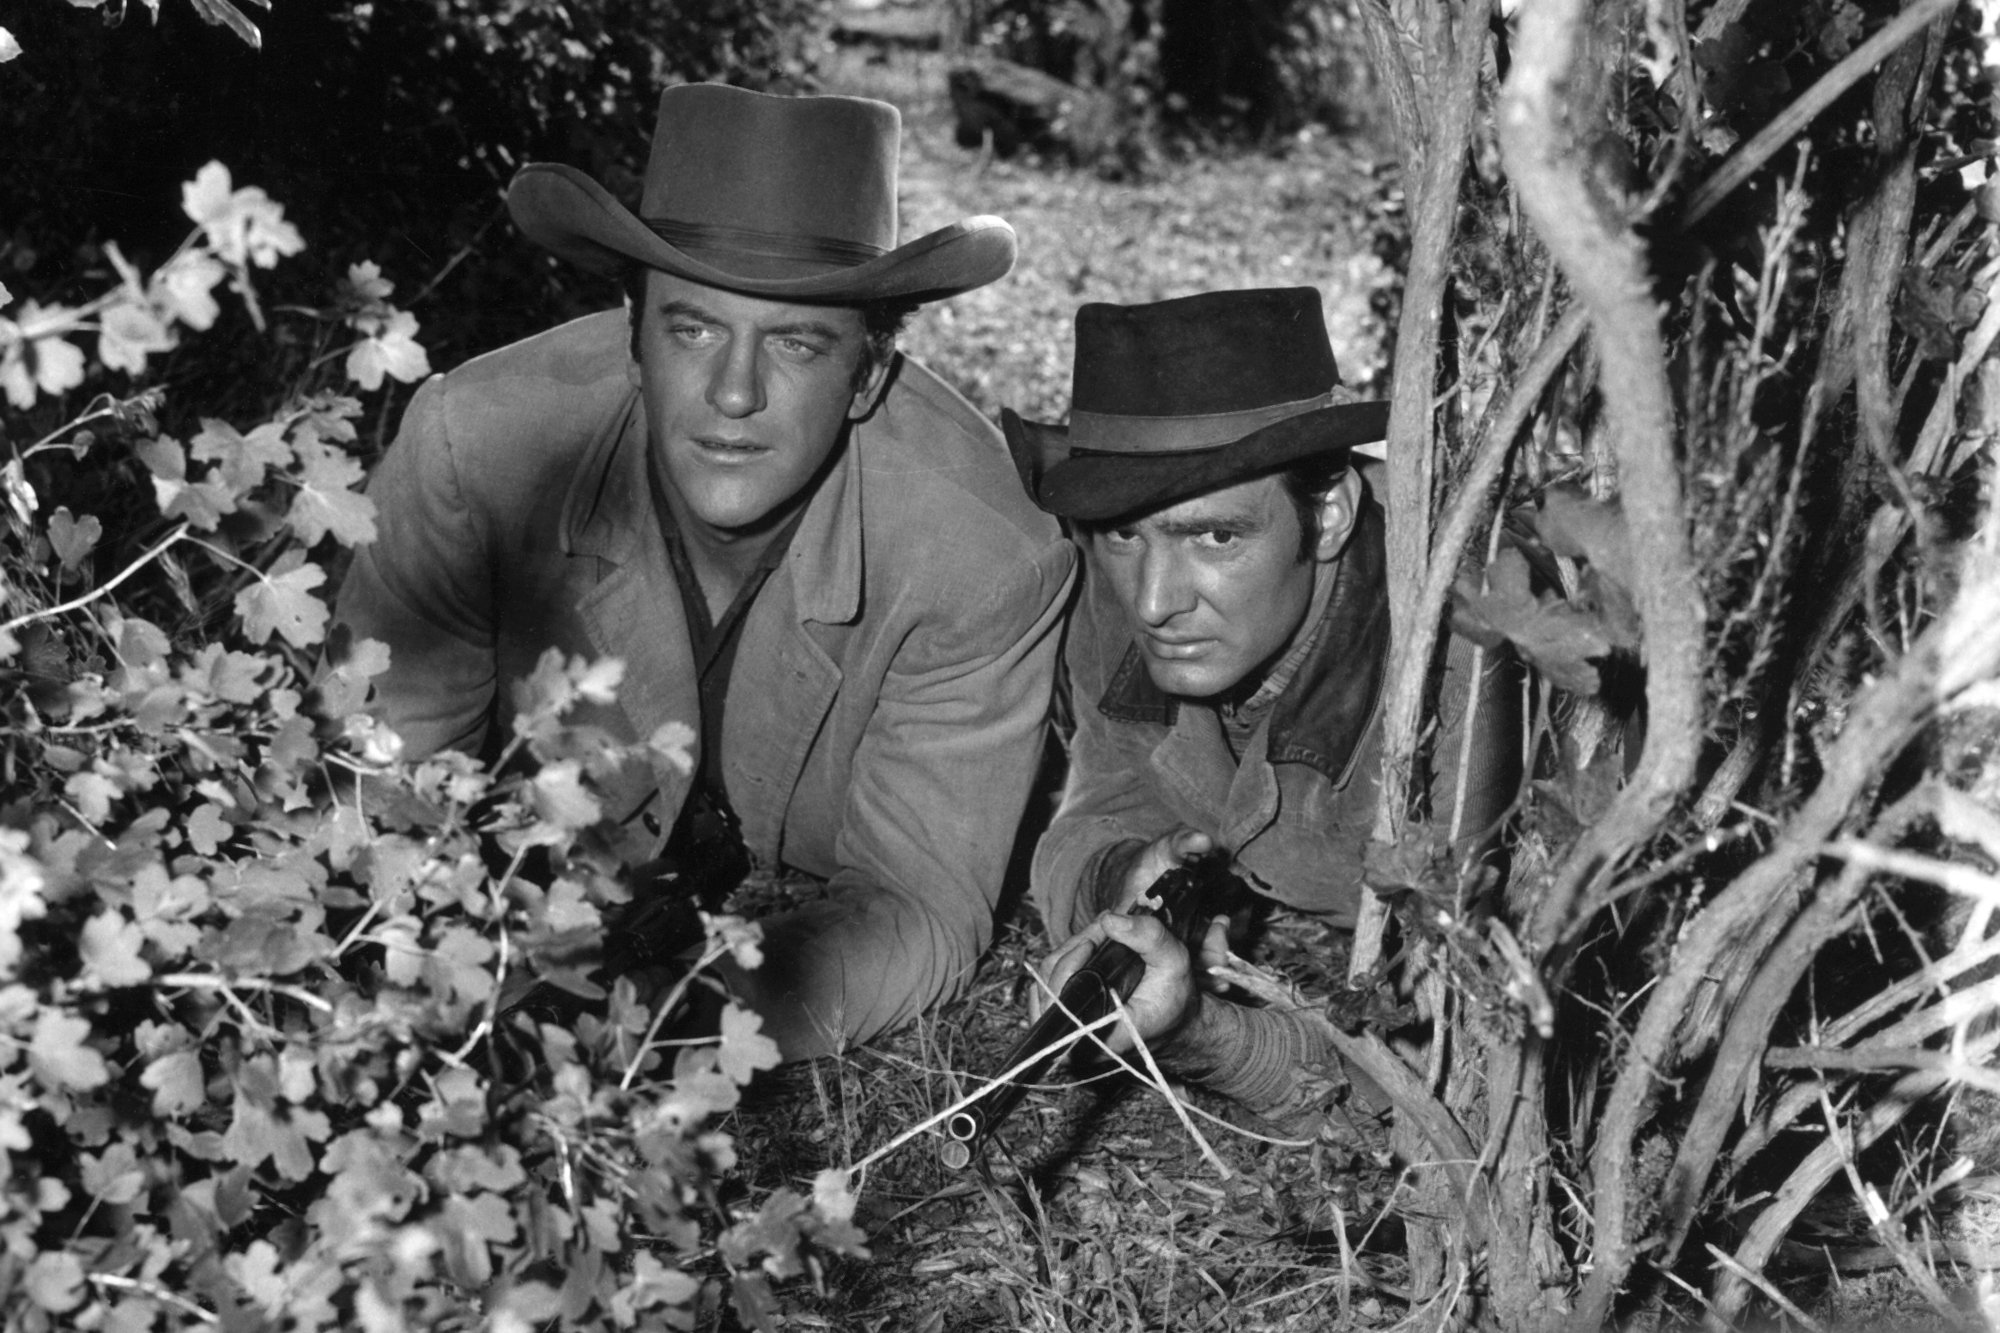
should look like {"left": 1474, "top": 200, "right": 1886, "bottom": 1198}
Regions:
{"left": 631, "top": 271, "right": 879, "bottom": 536}
{"left": 1091, "top": 474, "right": 1328, "bottom": 699}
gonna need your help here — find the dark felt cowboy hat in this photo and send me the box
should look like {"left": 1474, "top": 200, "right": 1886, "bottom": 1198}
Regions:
{"left": 507, "top": 83, "right": 1016, "bottom": 303}
{"left": 1003, "top": 288, "right": 1389, "bottom": 522}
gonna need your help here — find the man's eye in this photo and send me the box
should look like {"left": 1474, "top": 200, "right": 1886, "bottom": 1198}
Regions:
{"left": 671, "top": 324, "right": 720, "bottom": 346}
{"left": 771, "top": 336, "right": 825, "bottom": 359}
{"left": 1197, "top": 530, "right": 1240, "bottom": 548}
{"left": 1103, "top": 527, "right": 1141, "bottom": 546}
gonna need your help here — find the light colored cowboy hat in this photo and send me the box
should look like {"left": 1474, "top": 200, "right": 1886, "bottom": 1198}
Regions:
{"left": 507, "top": 83, "right": 1016, "bottom": 303}
{"left": 1003, "top": 287, "right": 1390, "bottom": 522}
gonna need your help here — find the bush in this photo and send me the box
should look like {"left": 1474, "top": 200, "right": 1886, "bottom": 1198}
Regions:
{"left": 3, "top": 0, "right": 831, "bottom": 412}
{"left": 0, "top": 163, "right": 863, "bottom": 1333}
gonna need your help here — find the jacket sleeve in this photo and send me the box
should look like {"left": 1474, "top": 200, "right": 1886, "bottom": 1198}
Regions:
{"left": 331, "top": 375, "right": 498, "bottom": 761}
{"left": 1028, "top": 565, "right": 1188, "bottom": 940}
{"left": 723, "top": 536, "right": 1078, "bottom": 1060}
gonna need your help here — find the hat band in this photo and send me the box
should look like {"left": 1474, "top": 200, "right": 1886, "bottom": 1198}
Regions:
{"left": 645, "top": 216, "right": 889, "bottom": 270}
{"left": 1068, "top": 389, "right": 1337, "bottom": 455}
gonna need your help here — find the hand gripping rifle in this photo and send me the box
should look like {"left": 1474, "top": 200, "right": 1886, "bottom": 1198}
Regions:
{"left": 940, "top": 850, "right": 1247, "bottom": 1169}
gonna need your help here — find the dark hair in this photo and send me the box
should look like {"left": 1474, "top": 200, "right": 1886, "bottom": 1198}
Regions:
{"left": 621, "top": 266, "right": 915, "bottom": 393}
{"left": 1277, "top": 454, "right": 1350, "bottom": 561}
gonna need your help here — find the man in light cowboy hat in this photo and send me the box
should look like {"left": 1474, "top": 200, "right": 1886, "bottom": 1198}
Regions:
{"left": 335, "top": 84, "right": 1076, "bottom": 1060}
{"left": 1006, "top": 288, "right": 1510, "bottom": 1123}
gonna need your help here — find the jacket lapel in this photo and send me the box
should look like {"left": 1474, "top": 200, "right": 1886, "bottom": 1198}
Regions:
{"left": 562, "top": 394, "right": 701, "bottom": 823}
{"left": 726, "top": 429, "right": 863, "bottom": 862}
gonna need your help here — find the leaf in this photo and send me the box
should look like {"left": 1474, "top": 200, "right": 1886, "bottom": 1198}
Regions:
{"left": 529, "top": 760, "right": 602, "bottom": 831}
{"left": 46, "top": 507, "right": 102, "bottom": 571}
{"left": 135, "top": 436, "right": 238, "bottom": 530}
{"left": 1532, "top": 485, "right": 1632, "bottom": 593}
{"left": 429, "top": 925, "right": 498, "bottom": 1006}
{"left": 1451, "top": 549, "right": 1614, "bottom": 696}
{"left": 24, "top": 1250, "right": 86, "bottom": 1313}
{"left": 142, "top": 1049, "right": 207, "bottom": 1116}
{"left": 1896, "top": 264, "right": 1978, "bottom": 362}
{"left": 186, "top": 802, "right": 233, "bottom": 855}
{"left": 288, "top": 440, "right": 378, "bottom": 546}
{"left": 435, "top": 1191, "right": 517, "bottom": 1287}
{"left": 731, "top": 1272, "right": 782, "bottom": 1333}
{"left": 717, "top": 1003, "right": 781, "bottom": 1084}
{"left": 80, "top": 1141, "right": 146, "bottom": 1204}
{"left": 191, "top": 418, "right": 292, "bottom": 490}
{"left": 235, "top": 552, "right": 329, "bottom": 648}
{"left": 97, "top": 294, "right": 175, "bottom": 375}
{"left": 222, "top": 1093, "right": 327, "bottom": 1181}
{"left": 345, "top": 309, "right": 431, "bottom": 391}
{"left": 79, "top": 911, "right": 152, "bottom": 987}
{"left": 30, "top": 1010, "right": 109, "bottom": 1091}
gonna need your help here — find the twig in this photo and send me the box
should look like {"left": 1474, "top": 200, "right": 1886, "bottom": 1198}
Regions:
{"left": 1764, "top": 1046, "right": 2000, "bottom": 1092}
{"left": 1506, "top": 0, "right": 1705, "bottom": 981}
{"left": 88, "top": 1273, "right": 219, "bottom": 1325}
{"left": 155, "top": 972, "right": 333, "bottom": 1013}
{"left": 618, "top": 939, "right": 731, "bottom": 1090}
{"left": 840, "top": 1009, "right": 1125, "bottom": 1179}
{"left": 1713, "top": 1021, "right": 2000, "bottom": 1324}
{"left": 1677, "top": 0, "right": 1956, "bottom": 229}
{"left": 1349, "top": 303, "right": 1589, "bottom": 979}
{"left": 1704, "top": 1243, "right": 1830, "bottom": 1333}
{"left": 0, "top": 521, "right": 191, "bottom": 635}
{"left": 1108, "top": 992, "right": 1231, "bottom": 1180}
{"left": 1573, "top": 498, "right": 1964, "bottom": 1324}
{"left": 1358, "top": 0, "right": 1495, "bottom": 967}
{"left": 1820, "top": 1087, "right": 1962, "bottom": 1322}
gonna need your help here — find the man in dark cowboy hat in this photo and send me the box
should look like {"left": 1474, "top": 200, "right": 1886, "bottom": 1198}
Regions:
{"left": 336, "top": 84, "right": 1076, "bottom": 1059}
{"left": 1006, "top": 288, "right": 1509, "bottom": 1124}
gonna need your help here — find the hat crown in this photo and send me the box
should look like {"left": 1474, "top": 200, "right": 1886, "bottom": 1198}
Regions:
{"left": 639, "top": 84, "right": 902, "bottom": 280}
{"left": 1071, "top": 288, "right": 1338, "bottom": 419}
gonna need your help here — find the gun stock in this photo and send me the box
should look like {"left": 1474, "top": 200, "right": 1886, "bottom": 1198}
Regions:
{"left": 941, "top": 851, "right": 1245, "bottom": 1169}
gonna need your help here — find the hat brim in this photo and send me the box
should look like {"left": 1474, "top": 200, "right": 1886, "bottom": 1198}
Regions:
{"left": 507, "top": 163, "right": 1016, "bottom": 303}
{"left": 1003, "top": 401, "right": 1391, "bottom": 522}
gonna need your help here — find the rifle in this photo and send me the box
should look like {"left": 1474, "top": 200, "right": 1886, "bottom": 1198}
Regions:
{"left": 940, "top": 850, "right": 1247, "bottom": 1169}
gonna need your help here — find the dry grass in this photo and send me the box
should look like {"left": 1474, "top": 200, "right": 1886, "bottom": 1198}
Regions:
{"left": 726, "top": 916, "right": 1406, "bottom": 1332}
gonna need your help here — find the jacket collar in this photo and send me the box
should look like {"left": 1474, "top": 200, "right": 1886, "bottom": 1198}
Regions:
{"left": 1098, "top": 500, "right": 1390, "bottom": 784}
{"left": 559, "top": 384, "right": 865, "bottom": 627}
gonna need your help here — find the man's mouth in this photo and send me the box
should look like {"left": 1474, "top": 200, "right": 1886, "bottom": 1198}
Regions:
{"left": 693, "top": 436, "right": 768, "bottom": 460}
{"left": 1143, "top": 635, "right": 1212, "bottom": 660}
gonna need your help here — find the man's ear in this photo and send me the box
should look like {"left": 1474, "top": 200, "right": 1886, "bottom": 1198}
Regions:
{"left": 846, "top": 351, "right": 895, "bottom": 422}
{"left": 1311, "top": 467, "right": 1363, "bottom": 562}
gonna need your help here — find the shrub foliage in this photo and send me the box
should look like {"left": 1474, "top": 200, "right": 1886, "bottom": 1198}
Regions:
{"left": 0, "top": 165, "right": 863, "bottom": 1333}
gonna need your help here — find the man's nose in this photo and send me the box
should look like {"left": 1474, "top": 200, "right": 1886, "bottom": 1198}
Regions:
{"left": 707, "top": 338, "right": 765, "bottom": 418}
{"left": 1134, "top": 548, "right": 1195, "bottom": 626}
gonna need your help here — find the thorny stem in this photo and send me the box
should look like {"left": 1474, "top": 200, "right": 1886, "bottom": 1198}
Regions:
{"left": 1496, "top": 0, "right": 1701, "bottom": 1320}
{"left": 1358, "top": 0, "right": 1494, "bottom": 970}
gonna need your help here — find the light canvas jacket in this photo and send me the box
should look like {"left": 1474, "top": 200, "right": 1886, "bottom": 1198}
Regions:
{"left": 335, "top": 310, "right": 1076, "bottom": 1057}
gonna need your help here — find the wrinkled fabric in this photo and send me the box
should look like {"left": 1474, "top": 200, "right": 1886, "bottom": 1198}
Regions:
{"left": 1030, "top": 489, "right": 1517, "bottom": 1116}
{"left": 335, "top": 310, "right": 1076, "bottom": 1058}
